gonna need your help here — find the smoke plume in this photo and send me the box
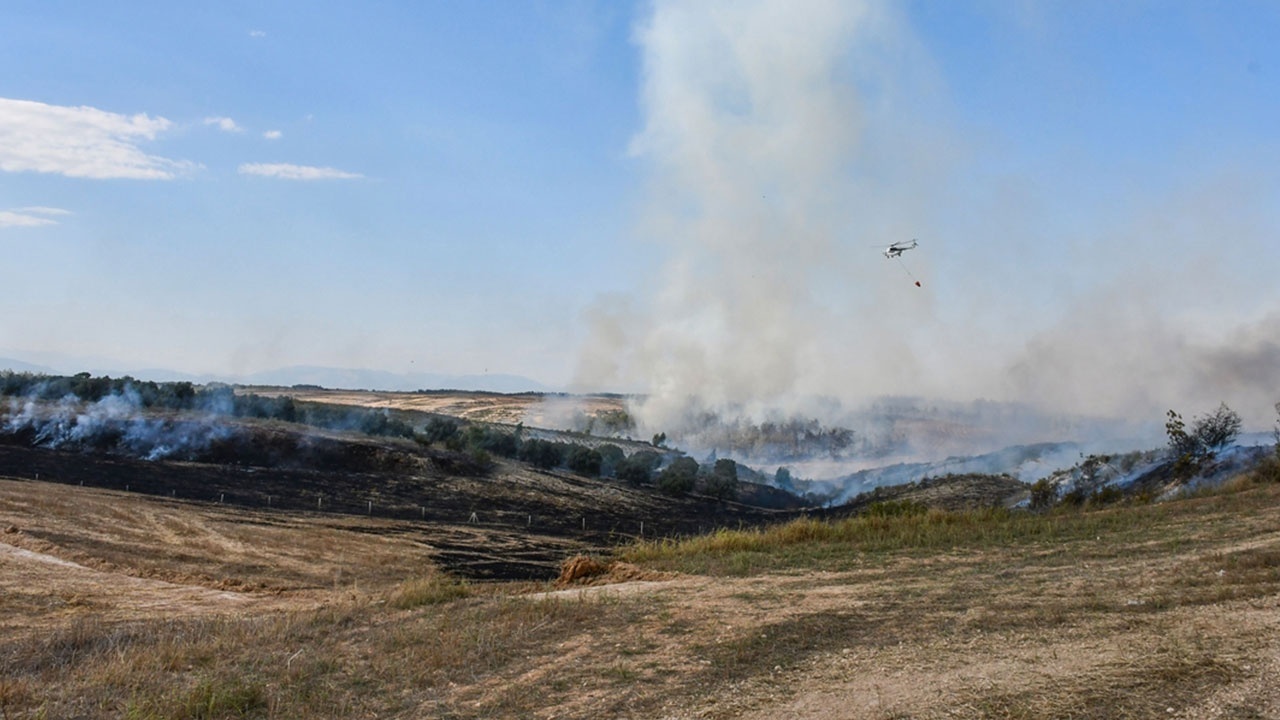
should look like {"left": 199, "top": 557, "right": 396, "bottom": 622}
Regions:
{"left": 573, "top": 0, "right": 1280, "bottom": 460}
{"left": 3, "top": 388, "right": 236, "bottom": 461}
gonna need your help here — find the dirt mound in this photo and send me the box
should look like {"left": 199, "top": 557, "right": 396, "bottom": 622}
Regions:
{"left": 555, "top": 555, "right": 669, "bottom": 587}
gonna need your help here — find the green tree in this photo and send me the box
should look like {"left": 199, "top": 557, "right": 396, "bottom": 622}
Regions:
{"left": 1193, "top": 402, "right": 1242, "bottom": 456}
{"left": 565, "top": 445, "right": 602, "bottom": 477}
{"left": 615, "top": 457, "right": 651, "bottom": 486}
{"left": 519, "top": 438, "right": 563, "bottom": 469}
{"left": 628, "top": 450, "right": 662, "bottom": 472}
{"left": 773, "top": 466, "right": 794, "bottom": 492}
{"left": 1029, "top": 478, "right": 1057, "bottom": 510}
{"left": 596, "top": 443, "right": 625, "bottom": 475}
{"left": 1166, "top": 409, "right": 1194, "bottom": 458}
{"left": 657, "top": 456, "right": 698, "bottom": 497}
{"left": 421, "top": 417, "right": 460, "bottom": 444}
{"left": 465, "top": 426, "right": 520, "bottom": 458}
{"left": 1167, "top": 403, "right": 1243, "bottom": 476}
{"left": 1172, "top": 404, "right": 1239, "bottom": 466}
{"left": 702, "top": 458, "right": 740, "bottom": 500}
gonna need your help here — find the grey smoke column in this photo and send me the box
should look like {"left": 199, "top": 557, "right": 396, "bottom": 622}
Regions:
{"left": 586, "top": 0, "right": 908, "bottom": 435}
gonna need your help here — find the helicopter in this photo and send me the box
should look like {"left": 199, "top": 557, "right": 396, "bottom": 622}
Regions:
{"left": 882, "top": 239, "right": 918, "bottom": 259}
{"left": 882, "top": 239, "right": 922, "bottom": 287}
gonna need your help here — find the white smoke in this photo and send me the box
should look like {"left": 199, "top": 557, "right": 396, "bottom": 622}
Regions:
{"left": 578, "top": 0, "right": 912, "bottom": 429}
{"left": 3, "top": 386, "right": 236, "bottom": 461}
{"left": 574, "top": 0, "right": 1280, "bottom": 456}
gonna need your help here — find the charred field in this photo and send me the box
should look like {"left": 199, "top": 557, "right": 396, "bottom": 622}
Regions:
{"left": 3, "top": 381, "right": 1280, "bottom": 719}
{"left": 0, "top": 409, "right": 805, "bottom": 582}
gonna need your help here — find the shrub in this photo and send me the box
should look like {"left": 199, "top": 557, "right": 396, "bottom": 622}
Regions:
{"left": 1253, "top": 455, "right": 1280, "bottom": 484}
{"left": 657, "top": 457, "right": 698, "bottom": 497}
{"left": 1195, "top": 402, "right": 1242, "bottom": 455}
{"left": 596, "top": 444, "right": 625, "bottom": 475}
{"left": 702, "top": 458, "right": 740, "bottom": 501}
{"left": 519, "top": 438, "right": 563, "bottom": 469}
{"left": 615, "top": 457, "right": 651, "bottom": 486}
{"left": 774, "top": 466, "right": 794, "bottom": 492}
{"left": 1086, "top": 484, "right": 1125, "bottom": 507}
{"left": 1167, "top": 403, "right": 1243, "bottom": 475}
{"left": 628, "top": 450, "right": 662, "bottom": 472}
{"left": 421, "top": 417, "right": 460, "bottom": 444}
{"left": 565, "top": 445, "right": 602, "bottom": 477}
{"left": 388, "top": 575, "right": 471, "bottom": 609}
{"left": 464, "top": 426, "right": 520, "bottom": 458}
{"left": 1029, "top": 478, "right": 1057, "bottom": 510}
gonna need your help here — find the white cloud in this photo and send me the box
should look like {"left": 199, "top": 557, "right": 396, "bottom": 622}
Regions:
{"left": 263, "top": 130, "right": 283, "bottom": 140}
{"left": 17, "top": 206, "right": 70, "bottom": 216}
{"left": 0, "top": 206, "right": 70, "bottom": 228}
{"left": 249, "top": 29, "right": 266, "bottom": 38}
{"left": 203, "top": 116, "right": 243, "bottom": 133}
{"left": 0, "top": 97, "right": 195, "bottom": 179}
{"left": 238, "top": 162, "right": 363, "bottom": 180}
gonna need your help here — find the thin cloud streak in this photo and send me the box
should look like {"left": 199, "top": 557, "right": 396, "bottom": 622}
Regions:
{"left": 0, "top": 206, "right": 70, "bottom": 228}
{"left": 238, "top": 162, "right": 363, "bottom": 180}
{"left": 0, "top": 97, "right": 195, "bottom": 179}
{"left": 203, "top": 116, "right": 243, "bottom": 133}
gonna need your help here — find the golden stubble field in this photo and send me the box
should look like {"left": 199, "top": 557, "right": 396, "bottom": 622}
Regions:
{"left": 3, "top": 465, "right": 1280, "bottom": 718}
{"left": 244, "top": 387, "right": 628, "bottom": 428}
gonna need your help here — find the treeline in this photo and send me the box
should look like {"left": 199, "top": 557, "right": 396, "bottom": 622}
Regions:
{"left": 0, "top": 372, "right": 740, "bottom": 499}
{"left": 0, "top": 372, "right": 416, "bottom": 439}
{"left": 419, "top": 419, "right": 739, "bottom": 499}
{"left": 672, "top": 413, "right": 862, "bottom": 461}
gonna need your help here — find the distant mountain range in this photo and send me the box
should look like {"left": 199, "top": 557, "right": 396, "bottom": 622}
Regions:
{"left": 0, "top": 356, "right": 552, "bottom": 394}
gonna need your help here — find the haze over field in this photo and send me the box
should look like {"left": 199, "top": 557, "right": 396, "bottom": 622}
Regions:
{"left": 2, "top": 2, "right": 1277, "bottom": 433}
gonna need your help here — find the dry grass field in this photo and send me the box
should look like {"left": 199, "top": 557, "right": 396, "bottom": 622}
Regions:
{"left": 243, "top": 387, "right": 627, "bottom": 428}
{"left": 3, "top": 461, "right": 1280, "bottom": 718}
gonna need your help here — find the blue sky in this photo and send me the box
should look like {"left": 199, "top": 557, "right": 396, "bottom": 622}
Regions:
{"left": 2, "top": 1, "right": 1278, "bottom": 424}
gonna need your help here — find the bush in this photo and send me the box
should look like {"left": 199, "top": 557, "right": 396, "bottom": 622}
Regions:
{"left": 1167, "top": 403, "right": 1243, "bottom": 474}
{"left": 1086, "top": 484, "right": 1124, "bottom": 507}
{"left": 1029, "top": 478, "right": 1057, "bottom": 510}
{"left": 702, "top": 458, "right": 739, "bottom": 501}
{"left": 596, "top": 444, "right": 625, "bottom": 476}
{"left": 615, "top": 457, "right": 651, "bottom": 486}
{"left": 421, "top": 417, "right": 460, "bottom": 444}
{"left": 467, "top": 448, "right": 493, "bottom": 470}
{"left": 464, "top": 426, "right": 520, "bottom": 458}
{"left": 657, "top": 456, "right": 698, "bottom": 497}
{"left": 519, "top": 438, "right": 564, "bottom": 469}
{"left": 1248, "top": 451, "right": 1280, "bottom": 484}
{"left": 565, "top": 445, "right": 602, "bottom": 477}
{"left": 1195, "top": 402, "right": 1243, "bottom": 455}
{"left": 629, "top": 450, "right": 662, "bottom": 472}
{"left": 388, "top": 575, "right": 471, "bottom": 609}
{"left": 774, "top": 466, "right": 794, "bottom": 492}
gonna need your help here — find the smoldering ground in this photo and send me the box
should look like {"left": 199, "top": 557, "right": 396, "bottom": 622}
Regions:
{"left": 2, "top": 387, "right": 238, "bottom": 461}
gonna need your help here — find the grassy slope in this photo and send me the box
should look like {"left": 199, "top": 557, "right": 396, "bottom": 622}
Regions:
{"left": 1, "top": 462, "right": 1279, "bottom": 719}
